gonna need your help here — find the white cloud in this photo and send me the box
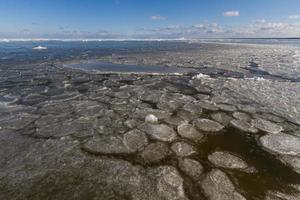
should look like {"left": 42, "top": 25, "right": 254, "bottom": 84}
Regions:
{"left": 255, "top": 19, "right": 267, "bottom": 23}
{"left": 289, "top": 15, "right": 300, "bottom": 19}
{"left": 2, "top": 20, "right": 300, "bottom": 39}
{"left": 132, "top": 19, "right": 300, "bottom": 38}
{"left": 132, "top": 23, "right": 225, "bottom": 39}
{"left": 223, "top": 10, "right": 239, "bottom": 17}
{"left": 167, "top": 25, "right": 180, "bottom": 29}
{"left": 228, "top": 20, "right": 300, "bottom": 37}
{"left": 151, "top": 15, "right": 166, "bottom": 20}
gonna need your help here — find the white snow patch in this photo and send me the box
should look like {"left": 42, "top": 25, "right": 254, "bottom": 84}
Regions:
{"left": 193, "top": 73, "right": 210, "bottom": 80}
{"left": 145, "top": 114, "right": 158, "bottom": 124}
{"left": 245, "top": 77, "right": 268, "bottom": 81}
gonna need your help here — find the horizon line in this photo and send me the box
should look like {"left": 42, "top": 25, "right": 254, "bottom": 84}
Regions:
{"left": 1, "top": 37, "right": 300, "bottom": 42}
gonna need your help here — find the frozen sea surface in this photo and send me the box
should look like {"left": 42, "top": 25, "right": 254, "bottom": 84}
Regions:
{"left": 1, "top": 39, "right": 300, "bottom": 200}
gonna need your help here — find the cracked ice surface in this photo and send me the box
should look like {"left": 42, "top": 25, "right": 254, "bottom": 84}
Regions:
{"left": 203, "top": 77, "right": 300, "bottom": 125}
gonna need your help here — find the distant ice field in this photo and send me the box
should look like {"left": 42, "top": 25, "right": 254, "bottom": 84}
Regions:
{"left": 0, "top": 39, "right": 299, "bottom": 78}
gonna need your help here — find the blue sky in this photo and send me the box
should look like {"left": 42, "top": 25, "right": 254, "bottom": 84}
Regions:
{"left": 0, "top": 0, "right": 300, "bottom": 38}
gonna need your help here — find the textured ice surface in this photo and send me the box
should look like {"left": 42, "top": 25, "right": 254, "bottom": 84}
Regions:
{"left": 226, "top": 79, "right": 300, "bottom": 125}
{"left": 101, "top": 43, "right": 300, "bottom": 80}
{"left": 1, "top": 41, "right": 300, "bottom": 200}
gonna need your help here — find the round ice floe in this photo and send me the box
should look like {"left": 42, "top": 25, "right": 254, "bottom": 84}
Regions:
{"left": 260, "top": 133, "right": 300, "bottom": 156}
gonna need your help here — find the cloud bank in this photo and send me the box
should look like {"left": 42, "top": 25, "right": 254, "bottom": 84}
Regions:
{"left": 289, "top": 15, "right": 300, "bottom": 19}
{"left": 131, "top": 20, "right": 300, "bottom": 38}
{"left": 1, "top": 20, "right": 299, "bottom": 39}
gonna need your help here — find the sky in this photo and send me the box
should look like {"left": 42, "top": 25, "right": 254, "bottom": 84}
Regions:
{"left": 0, "top": 0, "right": 300, "bottom": 39}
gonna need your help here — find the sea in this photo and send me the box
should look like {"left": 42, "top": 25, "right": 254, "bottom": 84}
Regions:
{"left": 0, "top": 39, "right": 300, "bottom": 74}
